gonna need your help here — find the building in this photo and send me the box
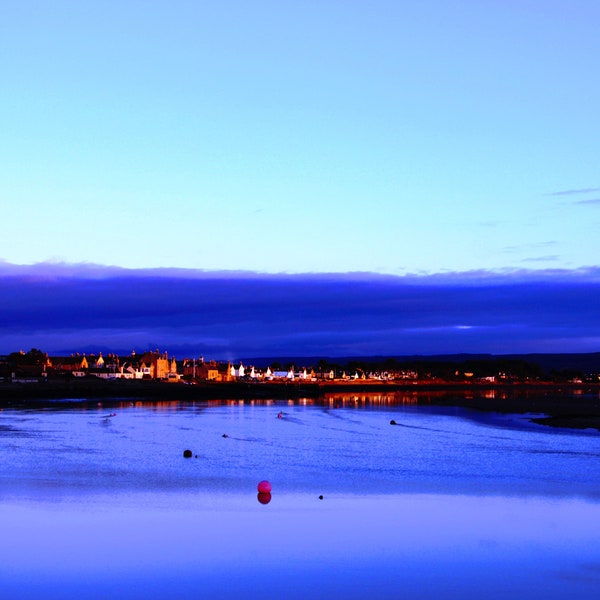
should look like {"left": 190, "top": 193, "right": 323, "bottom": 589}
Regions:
{"left": 183, "top": 358, "right": 220, "bottom": 381}
{"left": 138, "top": 351, "right": 178, "bottom": 379}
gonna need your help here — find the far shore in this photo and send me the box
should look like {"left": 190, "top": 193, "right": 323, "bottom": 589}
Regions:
{"left": 1, "top": 378, "right": 600, "bottom": 431}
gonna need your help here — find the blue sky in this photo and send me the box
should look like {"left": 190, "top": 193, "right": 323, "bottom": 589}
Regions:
{"left": 2, "top": 0, "right": 599, "bottom": 273}
{"left": 1, "top": 1, "right": 599, "bottom": 356}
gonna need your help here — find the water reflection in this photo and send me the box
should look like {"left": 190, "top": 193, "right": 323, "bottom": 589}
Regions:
{"left": 36, "top": 388, "right": 599, "bottom": 419}
{"left": 257, "top": 491, "right": 272, "bottom": 504}
{"left": 1, "top": 492, "right": 600, "bottom": 599}
{"left": 1, "top": 396, "right": 600, "bottom": 598}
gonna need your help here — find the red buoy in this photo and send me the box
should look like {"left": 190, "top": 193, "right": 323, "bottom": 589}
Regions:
{"left": 257, "top": 480, "right": 272, "bottom": 493}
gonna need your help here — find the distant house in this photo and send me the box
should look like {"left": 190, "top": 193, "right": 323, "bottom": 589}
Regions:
{"left": 183, "top": 359, "right": 220, "bottom": 381}
{"left": 230, "top": 363, "right": 246, "bottom": 378}
{"left": 138, "top": 351, "right": 178, "bottom": 379}
{"left": 51, "top": 354, "right": 89, "bottom": 376}
{"left": 85, "top": 352, "right": 129, "bottom": 379}
{"left": 117, "top": 362, "right": 144, "bottom": 379}
{"left": 219, "top": 363, "right": 235, "bottom": 381}
{"left": 315, "top": 370, "right": 335, "bottom": 380}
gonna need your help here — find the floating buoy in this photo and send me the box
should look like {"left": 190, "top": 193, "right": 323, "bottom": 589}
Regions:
{"left": 318, "top": 495, "right": 324, "bottom": 500}
{"left": 257, "top": 492, "right": 272, "bottom": 505}
{"left": 222, "top": 433, "right": 229, "bottom": 438}
{"left": 257, "top": 480, "right": 272, "bottom": 493}
{"left": 277, "top": 411, "right": 283, "bottom": 419}
{"left": 183, "top": 449, "right": 193, "bottom": 458}
{"left": 390, "top": 419, "right": 397, "bottom": 425}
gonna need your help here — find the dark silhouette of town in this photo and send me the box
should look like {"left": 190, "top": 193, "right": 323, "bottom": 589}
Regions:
{"left": 2, "top": 347, "right": 599, "bottom": 385}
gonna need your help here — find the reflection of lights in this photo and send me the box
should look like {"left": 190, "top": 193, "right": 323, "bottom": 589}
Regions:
{"left": 322, "top": 393, "right": 421, "bottom": 406}
{"left": 298, "top": 398, "right": 315, "bottom": 406}
{"left": 84, "top": 387, "right": 588, "bottom": 415}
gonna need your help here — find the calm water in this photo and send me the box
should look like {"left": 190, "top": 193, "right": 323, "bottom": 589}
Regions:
{"left": 1, "top": 396, "right": 600, "bottom": 598}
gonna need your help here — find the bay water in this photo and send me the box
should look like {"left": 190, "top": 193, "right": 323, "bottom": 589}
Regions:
{"left": 1, "top": 395, "right": 599, "bottom": 598}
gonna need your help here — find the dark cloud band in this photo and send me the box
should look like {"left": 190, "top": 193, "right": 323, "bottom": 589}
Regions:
{"left": 1, "top": 264, "right": 600, "bottom": 357}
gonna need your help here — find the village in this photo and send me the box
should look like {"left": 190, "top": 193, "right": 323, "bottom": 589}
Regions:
{"left": 0, "top": 347, "right": 595, "bottom": 386}
{"left": 0, "top": 348, "right": 412, "bottom": 384}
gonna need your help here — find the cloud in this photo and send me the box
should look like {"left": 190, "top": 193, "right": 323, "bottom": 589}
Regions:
{"left": 573, "top": 198, "right": 600, "bottom": 206}
{"left": 521, "top": 255, "right": 560, "bottom": 263}
{"left": 547, "top": 187, "right": 600, "bottom": 196}
{"left": 2, "top": 263, "right": 600, "bottom": 357}
{"left": 502, "top": 241, "right": 559, "bottom": 257}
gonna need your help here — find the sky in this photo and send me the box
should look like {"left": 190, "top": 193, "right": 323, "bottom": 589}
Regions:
{"left": 1, "top": 1, "right": 599, "bottom": 357}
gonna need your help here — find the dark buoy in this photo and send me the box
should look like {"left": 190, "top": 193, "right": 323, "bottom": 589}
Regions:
{"left": 183, "top": 449, "right": 193, "bottom": 458}
{"left": 222, "top": 433, "right": 229, "bottom": 438}
{"left": 319, "top": 495, "right": 324, "bottom": 500}
{"left": 390, "top": 419, "right": 397, "bottom": 425}
{"left": 257, "top": 492, "right": 272, "bottom": 505}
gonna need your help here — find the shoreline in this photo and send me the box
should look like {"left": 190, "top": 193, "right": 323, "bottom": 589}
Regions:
{"left": 1, "top": 378, "right": 600, "bottom": 431}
